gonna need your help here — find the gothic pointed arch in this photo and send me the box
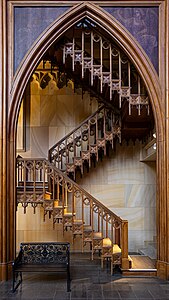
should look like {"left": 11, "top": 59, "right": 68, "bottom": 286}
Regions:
{"left": 7, "top": 1, "right": 165, "bottom": 279}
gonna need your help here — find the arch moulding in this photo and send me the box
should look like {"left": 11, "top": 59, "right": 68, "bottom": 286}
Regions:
{"left": 4, "top": 1, "right": 167, "bottom": 280}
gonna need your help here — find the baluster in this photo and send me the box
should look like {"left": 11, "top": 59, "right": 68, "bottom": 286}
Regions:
{"left": 138, "top": 75, "right": 141, "bottom": 115}
{"left": 57, "top": 180, "right": 59, "bottom": 201}
{"left": 65, "top": 184, "right": 68, "bottom": 211}
{"left": 100, "top": 37, "right": 103, "bottom": 93}
{"left": 101, "top": 208, "right": 104, "bottom": 238}
{"left": 91, "top": 199, "right": 94, "bottom": 252}
{"left": 95, "top": 116, "right": 98, "bottom": 162}
{"left": 65, "top": 138, "right": 68, "bottom": 166}
{"left": 98, "top": 207, "right": 100, "bottom": 233}
{"left": 52, "top": 169, "right": 55, "bottom": 200}
{"left": 82, "top": 31, "right": 84, "bottom": 78}
{"left": 62, "top": 180, "right": 65, "bottom": 208}
{"left": 67, "top": 138, "right": 70, "bottom": 165}
{"left": 72, "top": 37, "right": 75, "bottom": 71}
{"left": 57, "top": 145, "right": 59, "bottom": 169}
{"left": 61, "top": 147, "right": 63, "bottom": 171}
{"left": 88, "top": 119, "right": 91, "bottom": 168}
{"left": 71, "top": 185, "right": 74, "bottom": 215}
{"left": 23, "top": 160, "right": 26, "bottom": 204}
{"left": 106, "top": 214, "right": 108, "bottom": 238}
{"left": 111, "top": 111, "right": 114, "bottom": 149}
{"left": 111, "top": 217, "right": 114, "bottom": 244}
{"left": 103, "top": 109, "right": 107, "bottom": 156}
{"left": 43, "top": 160, "right": 46, "bottom": 197}
{"left": 119, "top": 52, "right": 122, "bottom": 107}
{"left": 91, "top": 31, "right": 93, "bottom": 86}
{"left": 82, "top": 194, "right": 84, "bottom": 252}
{"left": 33, "top": 160, "right": 36, "bottom": 203}
{"left": 128, "top": 62, "right": 132, "bottom": 115}
{"left": 110, "top": 44, "right": 112, "bottom": 100}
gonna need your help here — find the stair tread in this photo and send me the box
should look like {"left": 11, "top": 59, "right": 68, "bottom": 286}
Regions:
{"left": 53, "top": 206, "right": 64, "bottom": 209}
{"left": 113, "top": 244, "right": 121, "bottom": 254}
{"left": 93, "top": 232, "right": 103, "bottom": 239}
{"left": 64, "top": 212, "right": 74, "bottom": 216}
{"left": 83, "top": 225, "right": 93, "bottom": 232}
{"left": 103, "top": 237, "right": 112, "bottom": 247}
{"left": 74, "top": 219, "right": 83, "bottom": 224}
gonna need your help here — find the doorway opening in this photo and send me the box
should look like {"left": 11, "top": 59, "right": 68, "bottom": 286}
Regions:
{"left": 15, "top": 16, "right": 156, "bottom": 272}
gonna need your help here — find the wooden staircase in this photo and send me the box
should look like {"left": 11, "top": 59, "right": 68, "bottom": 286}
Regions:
{"left": 49, "top": 105, "right": 121, "bottom": 180}
{"left": 44, "top": 20, "right": 150, "bottom": 117}
{"left": 16, "top": 154, "right": 130, "bottom": 273}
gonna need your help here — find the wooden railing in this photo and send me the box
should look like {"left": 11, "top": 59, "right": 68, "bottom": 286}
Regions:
{"left": 49, "top": 105, "right": 121, "bottom": 179}
{"left": 58, "top": 25, "right": 150, "bottom": 115}
{"left": 16, "top": 157, "right": 129, "bottom": 270}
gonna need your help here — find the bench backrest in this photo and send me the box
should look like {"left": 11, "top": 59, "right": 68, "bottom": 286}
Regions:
{"left": 20, "top": 242, "right": 70, "bottom": 265}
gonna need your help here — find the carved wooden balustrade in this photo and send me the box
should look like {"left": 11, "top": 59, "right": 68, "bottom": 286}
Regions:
{"left": 51, "top": 20, "right": 150, "bottom": 116}
{"left": 16, "top": 157, "right": 129, "bottom": 270}
{"left": 49, "top": 105, "right": 121, "bottom": 179}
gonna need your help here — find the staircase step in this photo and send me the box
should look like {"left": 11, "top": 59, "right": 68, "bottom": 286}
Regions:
{"left": 93, "top": 232, "right": 102, "bottom": 240}
{"left": 64, "top": 212, "right": 74, "bottom": 217}
{"left": 103, "top": 238, "right": 112, "bottom": 248}
{"left": 45, "top": 192, "right": 52, "bottom": 199}
{"left": 74, "top": 219, "right": 83, "bottom": 225}
{"left": 53, "top": 205, "right": 63, "bottom": 209}
{"left": 83, "top": 225, "right": 93, "bottom": 232}
{"left": 113, "top": 244, "right": 121, "bottom": 254}
{"left": 73, "top": 220, "right": 83, "bottom": 236}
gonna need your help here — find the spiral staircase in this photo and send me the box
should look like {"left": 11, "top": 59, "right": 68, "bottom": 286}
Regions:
{"left": 16, "top": 19, "right": 155, "bottom": 274}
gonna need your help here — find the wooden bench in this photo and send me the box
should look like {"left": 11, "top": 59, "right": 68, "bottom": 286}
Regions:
{"left": 12, "top": 242, "right": 71, "bottom": 292}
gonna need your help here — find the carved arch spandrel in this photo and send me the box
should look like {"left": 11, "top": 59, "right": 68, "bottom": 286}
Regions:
{"left": 7, "top": 1, "right": 166, "bottom": 277}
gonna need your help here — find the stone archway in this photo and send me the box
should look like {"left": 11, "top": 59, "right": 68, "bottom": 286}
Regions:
{"left": 4, "top": 2, "right": 166, "bottom": 280}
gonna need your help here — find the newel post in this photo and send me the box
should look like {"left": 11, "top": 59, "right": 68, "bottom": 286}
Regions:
{"left": 121, "top": 220, "right": 129, "bottom": 269}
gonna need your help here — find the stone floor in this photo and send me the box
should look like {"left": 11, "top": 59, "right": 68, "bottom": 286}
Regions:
{"left": 1, "top": 253, "right": 169, "bottom": 300}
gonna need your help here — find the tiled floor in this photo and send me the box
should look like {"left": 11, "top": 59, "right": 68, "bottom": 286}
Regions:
{"left": 1, "top": 253, "right": 169, "bottom": 300}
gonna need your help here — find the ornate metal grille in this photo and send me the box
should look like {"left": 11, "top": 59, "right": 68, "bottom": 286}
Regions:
{"left": 20, "top": 242, "right": 69, "bottom": 264}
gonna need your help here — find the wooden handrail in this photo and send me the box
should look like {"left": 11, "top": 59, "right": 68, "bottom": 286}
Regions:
{"left": 48, "top": 105, "right": 121, "bottom": 175}
{"left": 48, "top": 105, "right": 105, "bottom": 155}
{"left": 16, "top": 158, "right": 122, "bottom": 223}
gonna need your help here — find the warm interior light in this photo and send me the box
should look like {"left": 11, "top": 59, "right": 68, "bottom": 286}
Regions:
{"left": 153, "top": 143, "right": 156, "bottom": 150}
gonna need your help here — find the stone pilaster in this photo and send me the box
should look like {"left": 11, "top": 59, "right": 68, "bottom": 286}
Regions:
{"left": 0, "top": 0, "right": 8, "bottom": 281}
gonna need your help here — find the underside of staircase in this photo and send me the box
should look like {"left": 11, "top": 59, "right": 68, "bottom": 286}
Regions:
{"left": 16, "top": 18, "right": 155, "bottom": 275}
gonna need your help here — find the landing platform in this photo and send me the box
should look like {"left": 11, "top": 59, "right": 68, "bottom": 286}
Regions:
{"left": 122, "top": 255, "right": 157, "bottom": 277}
